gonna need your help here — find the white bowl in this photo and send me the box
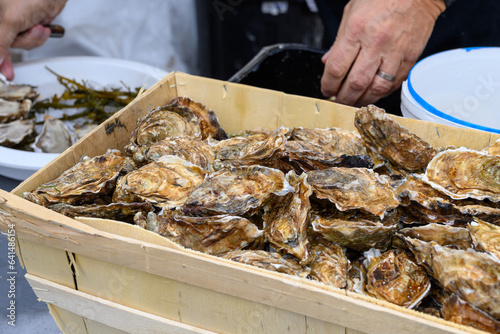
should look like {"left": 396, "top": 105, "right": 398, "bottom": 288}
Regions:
{"left": 1, "top": 56, "right": 168, "bottom": 181}
{"left": 401, "top": 47, "right": 500, "bottom": 134}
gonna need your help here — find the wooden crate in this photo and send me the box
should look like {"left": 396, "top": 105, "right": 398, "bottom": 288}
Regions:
{"left": 0, "top": 72, "right": 498, "bottom": 334}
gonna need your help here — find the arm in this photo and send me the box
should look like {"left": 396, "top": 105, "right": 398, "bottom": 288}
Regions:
{"left": 0, "top": 0, "right": 67, "bottom": 80}
{"left": 320, "top": 0, "right": 446, "bottom": 106}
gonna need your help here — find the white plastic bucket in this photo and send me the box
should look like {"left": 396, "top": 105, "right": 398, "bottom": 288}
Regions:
{"left": 401, "top": 47, "right": 500, "bottom": 134}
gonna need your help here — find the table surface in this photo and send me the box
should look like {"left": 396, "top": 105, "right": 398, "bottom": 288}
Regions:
{"left": 0, "top": 175, "right": 61, "bottom": 333}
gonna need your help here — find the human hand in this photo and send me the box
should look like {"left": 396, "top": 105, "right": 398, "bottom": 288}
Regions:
{"left": 321, "top": 0, "right": 446, "bottom": 106}
{"left": 0, "top": 0, "right": 67, "bottom": 80}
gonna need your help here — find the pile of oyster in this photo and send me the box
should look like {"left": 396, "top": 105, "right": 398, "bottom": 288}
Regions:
{"left": 23, "top": 97, "right": 500, "bottom": 333}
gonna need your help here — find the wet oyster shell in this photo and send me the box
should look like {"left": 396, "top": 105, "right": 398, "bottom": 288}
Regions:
{"left": 0, "top": 98, "right": 32, "bottom": 123}
{"left": 308, "top": 238, "right": 350, "bottom": 289}
{"left": 404, "top": 237, "right": 500, "bottom": 320}
{"left": 113, "top": 155, "right": 207, "bottom": 209}
{"left": 156, "top": 213, "right": 262, "bottom": 255}
{"left": 131, "top": 137, "right": 215, "bottom": 170}
{"left": 0, "top": 119, "right": 34, "bottom": 147}
{"left": 307, "top": 167, "right": 400, "bottom": 217}
{"left": 35, "top": 115, "right": 73, "bottom": 153}
{"left": 354, "top": 105, "right": 437, "bottom": 171}
{"left": 181, "top": 165, "right": 293, "bottom": 216}
{"left": 468, "top": 218, "right": 500, "bottom": 260}
{"left": 221, "top": 250, "right": 307, "bottom": 277}
{"left": 442, "top": 294, "right": 500, "bottom": 334}
{"left": 263, "top": 171, "right": 312, "bottom": 264}
{"left": 310, "top": 211, "right": 399, "bottom": 252}
{"left": 394, "top": 224, "right": 472, "bottom": 250}
{"left": 48, "top": 201, "right": 153, "bottom": 223}
{"left": 363, "top": 249, "right": 431, "bottom": 309}
{"left": 422, "top": 148, "right": 500, "bottom": 202}
{"left": 125, "top": 103, "right": 202, "bottom": 154}
{"left": 0, "top": 80, "right": 38, "bottom": 101}
{"left": 170, "top": 96, "right": 227, "bottom": 140}
{"left": 484, "top": 139, "right": 500, "bottom": 156}
{"left": 23, "top": 149, "right": 135, "bottom": 206}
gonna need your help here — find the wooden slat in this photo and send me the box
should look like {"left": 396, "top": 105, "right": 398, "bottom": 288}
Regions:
{"left": 26, "top": 274, "right": 217, "bottom": 334}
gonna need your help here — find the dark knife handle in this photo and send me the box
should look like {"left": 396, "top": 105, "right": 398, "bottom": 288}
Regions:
{"left": 18, "top": 24, "right": 65, "bottom": 38}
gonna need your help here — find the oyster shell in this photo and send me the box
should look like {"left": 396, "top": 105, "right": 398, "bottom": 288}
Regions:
{"left": 307, "top": 167, "right": 400, "bottom": 217}
{"left": 394, "top": 223, "right": 472, "bottom": 250}
{"left": 0, "top": 80, "right": 38, "bottom": 101}
{"left": 0, "top": 98, "right": 32, "bottom": 123}
{"left": 131, "top": 137, "right": 215, "bottom": 170}
{"left": 221, "top": 250, "right": 307, "bottom": 277}
{"left": 363, "top": 249, "right": 431, "bottom": 309}
{"left": 404, "top": 237, "right": 500, "bottom": 320}
{"left": 0, "top": 119, "right": 34, "bottom": 147}
{"left": 308, "top": 238, "right": 350, "bottom": 288}
{"left": 310, "top": 211, "right": 399, "bottom": 252}
{"left": 442, "top": 294, "right": 500, "bottom": 334}
{"left": 263, "top": 171, "right": 312, "bottom": 264}
{"left": 48, "top": 201, "right": 153, "bottom": 223}
{"left": 468, "top": 218, "right": 500, "bottom": 260}
{"left": 354, "top": 105, "right": 437, "bottom": 171}
{"left": 125, "top": 103, "right": 202, "bottom": 155}
{"left": 484, "top": 139, "right": 500, "bottom": 156}
{"left": 181, "top": 165, "right": 293, "bottom": 216}
{"left": 113, "top": 155, "right": 207, "bottom": 209}
{"left": 156, "top": 213, "right": 262, "bottom": 255}
{"left": 170, "top": 97, "right": 227, "bottom": 140}
{"left": 34, "top": 115, "right": 74, "bottom": 153}
{"left": 23, "top": 149, "right": 135, "bottom": 206}
{"left": 422, "top": 148, "right": 500, "bottom": 202}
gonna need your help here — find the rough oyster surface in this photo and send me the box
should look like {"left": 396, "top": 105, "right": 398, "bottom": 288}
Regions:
{"left": 23, "top": 149, "right": 135, "bottom": 206}
{"left": 48, "top": 202, "right": 153, "bottom": 223}
{"left": 0, "top": 119, "right": 34, "bottom": 147}
{"left": 307, "top": 167, "right": 399, "bottom": 217}
{"left": 156, "top": 213, "right": 262, "bottom": 255}
{"left": 484, "top": 139, "right": 500, "bottom": 156}
{"left": 263, "top": 171, "right": 312, "bottom": 264}
{"left": 181, "top": 165, "right": 292, "bottom": 216}
{"left": 308, "top": 238, "right": 350, "bottom": 288}
{"left": 423, "top": 148, "right": 500, "bottom": 202}
{"left": 363, "top": 249, "right": 431, "bottom": 309}
{"left": 35, "top": 115, "right": 73, "bottom": 153}
{"left": 395, "top": 224, "right": 472, "bottom": 250}
{"left": 113, "top": 155, "right": 207, "bottom": 209}
{"left": 354, "top": 105, "right": 437, "bottom": 171}
{"left": 468, "top": 218, "right": 500, "bottom": 260}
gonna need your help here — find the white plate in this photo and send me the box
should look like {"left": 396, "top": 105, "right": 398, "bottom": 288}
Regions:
{"left": 1, "top": 56, "right": 168, "bottom": 181}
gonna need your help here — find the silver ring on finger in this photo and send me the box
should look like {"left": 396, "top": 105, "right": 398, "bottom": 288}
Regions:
{"left": 377, "top": 70, "right": 396, "bottom": 82}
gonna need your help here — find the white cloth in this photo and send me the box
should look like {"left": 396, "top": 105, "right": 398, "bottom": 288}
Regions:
{"left": 21, "top": 0, "right": 199, "bottom": 74}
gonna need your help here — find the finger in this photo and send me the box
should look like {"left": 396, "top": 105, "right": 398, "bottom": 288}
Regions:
{"left": 12, "top": 24, "right": 51, "bottom": 50}
{"left": 0, "top": 54, "right": 14, "bottom": 81}
{"left": 356, "top": 58, "right": 401, "bottom": 106}
{"left": 321, "top": 43, "right": 360, "bottom": 98}
{"left": 334, "top": 49, "right": 381, "bottom": 106}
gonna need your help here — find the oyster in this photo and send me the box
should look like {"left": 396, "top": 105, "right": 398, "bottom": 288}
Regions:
{"left": 263, "top": 171, "right": 312, "bottom": 264}
{"left": 0, "top": 98, "right": 32, "bottom": 123}
{"left": 23, "top": 149, "right": 135, "bottom": 206}
{"left": 113, "top": 155, "right": 207, "bottom": 209}
{"left": 363, "top": 249, "right": 431, "bottom": 309}
{"left": 170, "top": 96, "right": 227, "bottom": 140}
{"left": 48, "top": 201, "right": 153, "bottom": 223}
{"left": 221, "top": 250, "right": 307, "bottom": 277}
{"left": 156, "top": 213, "right": 262, "bottom": 255}
{"left": 484, "top": 139, "right": 500, "bottom": 156}
{"left": 0, "top": 119, "right": 34, "bottom": 147}
{"left": 404, "top": 237, "right": 500, "bottom": 320}
{"left": 307, "top": 167, "right": 400, "bottom": 217}
{"left": 310, "top": 211, "right": 399, "bottom": 252}
{"left": 468, "top": 218, "right": 500, "bottom": 260}
{"left": 130, "top": 137, "right": 215, "bottom": 170}
{"left": 354, "top": 105, "right": 437, "bottom": 171}
{"left": 34, "top": 115, "right": 74, "bottom": 153}
{"left": 308, "top": 238, "right": 350, "bottom": 289}
{"left": 181, "top": 165, "right": 292, "bottom": 216}
{"left": 394, "top": 224, "right": 472, "bottom": 250}
{"left": 347, "top": 258, "right": 365, "bottom": 293}
{"left": 0, "top": 80, "right": 38, "bottom": 101}
{"left": 125, "top": 103, "right": 201, "bottom": 155}
{"left": 442, "top": 294, "right": 500, "bottom": 334}
{"left": 212, "top": 126, "right": 289, "bottom": 169}
{"left": 422, "top": 148, "right": 500, "bottom": 202}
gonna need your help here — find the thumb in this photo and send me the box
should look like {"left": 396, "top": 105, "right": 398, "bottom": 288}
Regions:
{"left": 0, "top": 54, "right": 14, "bottom": 81}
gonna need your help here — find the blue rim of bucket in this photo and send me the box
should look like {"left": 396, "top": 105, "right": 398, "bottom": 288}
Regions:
{"left": 407, "top": 47, "right": 500, "bottom": 134}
